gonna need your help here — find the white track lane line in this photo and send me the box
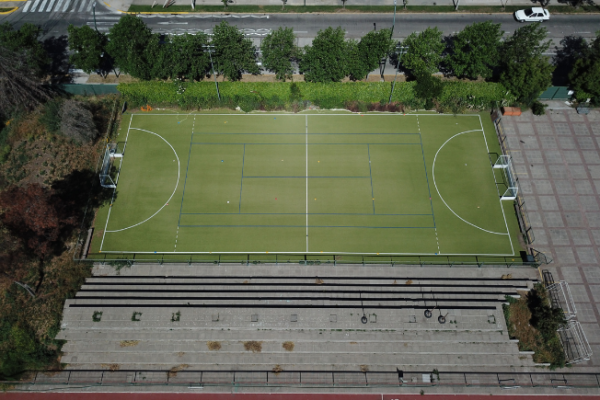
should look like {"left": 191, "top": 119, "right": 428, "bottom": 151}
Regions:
{"left": 22, "top": 1, "right": 33, "bottom": 12}
{"left": 37, "top": 0, "right": 48, "bottom": 11}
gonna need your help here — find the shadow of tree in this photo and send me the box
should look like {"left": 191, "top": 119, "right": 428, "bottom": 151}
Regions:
{"left": 43, "top": 35, "right": 71, "bottom": 84}
{"left": 553, "top": 35, "right": 588, "bottom": 86}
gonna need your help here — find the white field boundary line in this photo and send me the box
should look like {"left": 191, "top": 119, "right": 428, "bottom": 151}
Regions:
{"left": 305, "top": 114, "right": 309, "bottom": 253}
{"left": 131, "top": 113, "right": 483, "bottom": 117}
{"left": 105, "top": 128, "right": 181, "bottom": 233}
{"left": 478, "top": 114, "right": 515, "bottom": 256}
{"left": 432, "top": 129, "right": 509, "bottom": 237}
{"left": 100, "top": 114, "right": 133, "bottom": 251}
{"left": 97, "top": 250, "right": 516, "bottom": 256}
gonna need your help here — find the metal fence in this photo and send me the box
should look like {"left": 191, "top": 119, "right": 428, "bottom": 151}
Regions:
{"left": 7, "top": 370, "right": 600, "bottom": 389}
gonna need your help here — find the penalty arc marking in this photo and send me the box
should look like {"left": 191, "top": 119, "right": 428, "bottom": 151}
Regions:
{"left": 106, "top": 128, "right": 181, "bottom": 233}
{"left": 432, "top": 129, "right": 509, "bottom": 236}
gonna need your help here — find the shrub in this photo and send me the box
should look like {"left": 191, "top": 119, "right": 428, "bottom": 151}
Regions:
{"left": 39, "top": 99, "right": 63, "bottom": 134}
{"left": 531, "top": 101, "right": 548, "bottom": 116}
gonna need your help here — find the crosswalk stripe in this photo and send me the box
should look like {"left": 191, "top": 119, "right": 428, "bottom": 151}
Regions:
{"left": 77, "top": 0, "right": 87, "bottom": 12}
{"left": 30, "top": 0, "right": 41, "bottom": 11}
{"left": 62, "top": 0, "right": 71, "bottom": 10}
{"left": 46, "top": 0, "right": 56, "bottom": 11}
{"left": 37, "top": 0, "right": 48, "bottom": 11}
{"left": 22, "top": 1, "right": 33, "bottom": 11}
{"left": 86, "top": 0, "right": 94, "bottom": 11}
{"left": 53, "top": 0, "right": 64, "bottom": 11}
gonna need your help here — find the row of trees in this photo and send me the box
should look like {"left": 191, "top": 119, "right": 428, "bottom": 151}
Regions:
{"left": 68, "top": 16, "right": 600, "bottom": 105}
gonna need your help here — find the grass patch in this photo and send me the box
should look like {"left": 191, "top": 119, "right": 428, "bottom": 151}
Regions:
{"left": 119, "top": 340, "right": 139, "bottom": 347}
{"left": 282, "top": 341, "right": 294, "bottom": 351}
{"left": 243, "top": 341, "right": 263, "bottom": 353}
{"left": 92, "top": 311, "right": 103, "bottom": 322}
{"left": 131, "top": 312, "right": 142, "bottom": 322}
{"left": 167, "top": 364, "right": 189, "bottom": 378}
{"left": 101, "top": 363, "right": 120, "bottom": 371}
{"left": 207, "top": 341, "right": 222, "bottom": 351}
{"left": 127, "top": 4, "right": 598, "bottom": 13}
{"left": 272, "top": 364, "right": 283, "bottom": 375}
{"left": 503, "top": 284, "right": 567, "bottom": 369}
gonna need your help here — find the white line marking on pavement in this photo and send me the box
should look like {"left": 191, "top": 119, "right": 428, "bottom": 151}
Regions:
{"left": 62, "top": 0, "right": 71, "bottom": 11}
{"left": 54, "top": 0, "right": 65, "bottom": 11}
{"left": 46, "top": 0, "right": 56, "bottom": 11}
{"left": 158, "top": 22, "right": 189, "bottom": 24}
{"left": 37, "top": 0, "right": 48, "bottom": 11}
{"left": 86, "top": 0, "right": 93, "bottom": 11}
{"left": 78, "top": 0, "right": 87, "bottom": 12}
{"left": 22, "top": 1, "right": 33, "bottom": 12}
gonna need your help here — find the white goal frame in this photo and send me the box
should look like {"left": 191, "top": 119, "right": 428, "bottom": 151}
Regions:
{"left": 493, "top": 155, "right": 518, "bottom": 201}
{"left": 558, "top": 320, "right": 593, "bottom": 364}
{"left": 99, "top": 143, "right": 123, "bottom": 189}
{"left": 547, "top": 280, "right": 577, "bottom": 320}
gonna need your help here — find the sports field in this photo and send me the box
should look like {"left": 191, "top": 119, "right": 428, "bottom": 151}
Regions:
{"left": 90, "top": 112, "right": 522, "bottom": 259}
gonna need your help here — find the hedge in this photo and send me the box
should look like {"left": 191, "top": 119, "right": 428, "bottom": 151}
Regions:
{"left": 117, "top": 81, "right": 515, "bottom": 111}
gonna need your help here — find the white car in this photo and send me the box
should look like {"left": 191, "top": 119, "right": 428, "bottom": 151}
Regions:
{"left": 514, "top": 7, "right": 550, "bottom": 22}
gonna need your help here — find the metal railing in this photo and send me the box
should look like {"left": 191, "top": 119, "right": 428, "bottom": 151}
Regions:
{"left": 6, "top": 369, "right": 600, "bottom": 389}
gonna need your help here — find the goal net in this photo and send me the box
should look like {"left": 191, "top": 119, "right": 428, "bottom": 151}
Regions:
{"left": 99, "top": 143, "right": 123, "bottom": 189}
{"left": 493, "top": 155, "right": 518, "bottom": 201}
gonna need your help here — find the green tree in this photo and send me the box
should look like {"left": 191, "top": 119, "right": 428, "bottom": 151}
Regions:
{"left": 414, "top": 71, "right": 443, "bottom": 109}
{"left": 0, "top": 23, "right": 49, "bottom": 76}
{"left": 499, "top": 24, "right": 553, "bottom": 104}
{"left": 67, "top": 25, "right": 111, "bottom": 78}
{"left": 569, "top": 32, "right": 600, "bottom": 104}
{"left": 349, "top": 29, "right": 394, "bottom": 81}
{"left": 171, "top": 33, "right": 211, "bottom": 81}
{"left": 106, "top": 15, "right": 152, "bottom": 79}
{"left": 401, "top": 27, "right": 444, "bottom": 76}
{"left": 445, "top": 21, "right": 503, "bottom": 80}
{"left": 300, "top": 27, "right": 349, "bottom": 82}
{"left": 144, "top": 34, "right": 172, "bottom": 80}
{"left": 212, "top": 21, "right": 260, "bottom": 82}
{"left": 261, "top": 27, "right": 298, "bottom": 81}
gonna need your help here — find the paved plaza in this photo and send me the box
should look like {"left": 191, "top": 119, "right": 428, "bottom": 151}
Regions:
{"left": 501, "top": 106, "right": 600, "bottom": 369}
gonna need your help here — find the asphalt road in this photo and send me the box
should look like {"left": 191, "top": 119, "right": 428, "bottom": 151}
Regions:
{"left": 2, "top": 5, "right": 600, "bottom": 45}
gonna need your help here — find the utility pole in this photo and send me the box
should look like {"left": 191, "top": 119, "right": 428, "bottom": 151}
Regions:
{"left": 92, "top": 2, "right": 98, "bottom": 33}
{"left": 380, "top": 0, "right": 397, "bottom": 80}
{"left": 389, "top": 44, "right": 407, "bottom": 104}
{"left": 203, "top": 45, "right": 221, "bottom": 102}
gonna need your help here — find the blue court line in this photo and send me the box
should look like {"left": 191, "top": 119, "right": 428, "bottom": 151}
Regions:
{"left": 178, "top": 131, "right": 196, "bottom": 226}
{"left": 242, "top": 176, "right": 370, "bottom": 179}
{"left": 180, "top": 212, "right": 433, "bottom": 216}
{"left": 419, "top": 133, "right": 437, "bottom": 229}
{"left": 192, "top": 132, "right": 421, "bottom": 136}
{"left": 179, "top": 225, "right": 436, "bottom": 229}
{"left": 368, "top": 144, "right": 375, "bottom": 214}
{"left": 239, "top": 144, "right": 245, "bottom": 214}
{"left": 191, "top": 143, "right": 421, "bottom": 146}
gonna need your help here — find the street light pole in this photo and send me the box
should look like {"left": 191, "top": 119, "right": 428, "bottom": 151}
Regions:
{"left": 203, "top": 45, "right": 221, "bottom": 102}
{"left": 391, "top": 0, "right": 397, "bottom": 38}
{"left": 92, "top": 2, "right": 98, "bottom": 33}
{"left": 380, "top": 0, "right": 397, "bottom": 80}
{"left": 389, "top": 45, "right": 407, "bottom": 104}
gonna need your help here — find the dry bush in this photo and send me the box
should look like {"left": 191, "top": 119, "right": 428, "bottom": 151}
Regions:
{"left": 177, "top": 352, "right": 185, "bottom": 357}
{"left": 101, "top": 364, "right": 120, "bottom": 371}
{"left": 315, "top": 278, "right": 324, "bottom": 285}
{"left": 119, "top": 340, "right": 139, "bottom": 347}
{"left": 405, "top": 279, "right": 413, "bottom": 285}
{"left": 272, "top": 365, "right": 283, "bottom": 375}
{"left": 243, "top": 341, "right": 263, "bottom": 353}
{"left": 349, "top": 341, "right": 358, "bottom": 345}
{"left": 207, "top": 341, "right": 222, "bottom": 351}
{"left": 282, "top": 341, "right": 294, "bottom": 352}
{"left": 501, "top": 274, "right": 513, "bottom": 280}
{"left": 360, "top": 365, "right": 369, "bottom": 372}
{"left": 168, "top": 364, "right": 189, "bottom": 378}
{"left": 59, "top": 100, "right": 98, "bottom": 144}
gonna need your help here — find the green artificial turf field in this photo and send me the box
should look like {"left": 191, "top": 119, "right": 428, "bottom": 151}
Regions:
{"left": 89, "top": 112, "right": 523, "bottom": 262}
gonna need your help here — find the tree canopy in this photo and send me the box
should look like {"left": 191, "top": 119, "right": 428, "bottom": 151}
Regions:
{"left": 261, "top": 27, "right": 298, "bottom": 81}
{"left": 67, "top": 25, "right": 111, "bottom": 77}
{"left": 300, "top": 27, "right": 349, "bottom": 82}
{"left": 568, "top": 32, "right": 600, "bottom": 104}
{"left": 212, "top": 21, "right": 259, "bottom": 81}
{"left": 401, "top": 27, "right": 444, "bottom": 75}
{"left": 498, "top": 24, "right": 553, "bottom": 104}
{"left": 445, "top": 21, "right": 503, "bottom": 80}
{"left": 350, "top": 28, "right": 394, "bottom": 80}
{"left": 0, "top": 22, "right": 49, "bottom": 77}
{"left": 106, "top": 15, "right": 153, "bottom": 79}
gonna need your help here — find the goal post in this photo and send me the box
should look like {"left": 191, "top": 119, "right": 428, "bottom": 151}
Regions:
{"left": 99, "top": 143, "right": 124, "bottom": 189}
{"left": 493, "top": 155, "right": 518, "bottom": 201}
